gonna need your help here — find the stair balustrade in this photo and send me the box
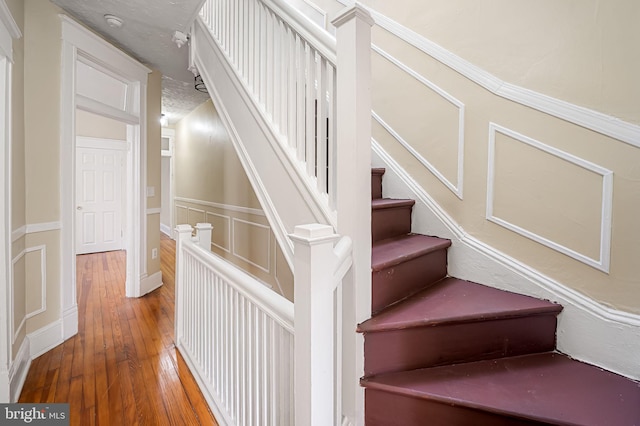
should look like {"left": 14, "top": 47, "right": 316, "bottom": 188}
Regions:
{"left": 175, "top": 224, "right": 295, "bottom": 425}
{"left": 184, "top": 1, "right": 374, "bottom": 425}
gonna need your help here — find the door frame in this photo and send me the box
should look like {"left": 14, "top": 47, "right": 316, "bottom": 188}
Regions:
{"left": 160, "top": 128, "right": 175, "bottom": 238}
{"left": 60, "top": 15, "right": 151, "bottom": 340}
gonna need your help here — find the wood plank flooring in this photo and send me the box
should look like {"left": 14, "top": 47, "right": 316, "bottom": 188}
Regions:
{"left": 19, "top": 234, "right": 219, "bottom": 425}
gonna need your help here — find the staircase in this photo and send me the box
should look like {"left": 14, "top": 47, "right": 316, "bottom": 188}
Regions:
{"left": 360, "top": 168, "right": 640, "bottom": 425}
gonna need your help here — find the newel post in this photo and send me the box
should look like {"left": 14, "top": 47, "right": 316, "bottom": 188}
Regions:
{"left": 194, "top": 222, "right": 212, "bottom": 251}
{"left": 332, "top": 3, "right": 374, "bottom": 425}
{"left": 291, "top": 224, "right": 340, "bottom": 426}
{"left": 174, "top": 224, "right": 193, "bottom": 343}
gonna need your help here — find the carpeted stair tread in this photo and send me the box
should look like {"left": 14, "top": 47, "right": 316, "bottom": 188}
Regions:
{"left": 362, "top": 352, "right": 640, "bottom": 426}
{"left": 359, "top": 277, "right": 561, "bottom": 333}
{"left": 372, "top": 234, "right": 451, "bottom": 272}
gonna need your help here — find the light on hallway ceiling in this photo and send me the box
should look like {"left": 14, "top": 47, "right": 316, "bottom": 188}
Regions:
{"left": 104, "top": 14, "right": 124, "bottom": 29}
{"left": 160, "top": 114, "right": 168, "bottom": 127}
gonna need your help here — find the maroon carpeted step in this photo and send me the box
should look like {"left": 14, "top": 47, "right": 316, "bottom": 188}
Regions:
{"left": 362, "top": 353, "right": 640, "bottom": 426}
{"left": 372, "top": 198, "right": 415, "bottom": 242}
{"left": 360, "top": 278, "right": 562, "bottom": 375}
{"left": 371, "top": 234, "right": 450, "bottom": 313}
{"left": 372, "top": 168, "right": 385, "bottom": 199}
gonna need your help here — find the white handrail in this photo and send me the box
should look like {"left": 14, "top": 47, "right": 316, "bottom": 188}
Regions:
{"left": 183, "top": 241, "right": 294, "bottom": 332}
{"left": 175, "top": 224, "right": 295, "bottom": 425}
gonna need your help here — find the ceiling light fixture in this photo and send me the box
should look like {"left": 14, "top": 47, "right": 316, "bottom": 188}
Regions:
{"left": 104, "top": 14, "right": 124, "bottom": 29}
{"left": 172, "top": 31, "right": 188, "bottom": 48}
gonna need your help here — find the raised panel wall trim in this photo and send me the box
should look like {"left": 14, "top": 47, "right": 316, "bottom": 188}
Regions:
{"left": 373, "top": 111, "right": 463, "bottom": 199}
{"left": 11, "top": 245, "right": 48, "bottom": 344}
{"left": 372, "top": 44, "right": 465, "bottom": 199}
{"left": 146, "top": 207, "right": 162, "bottom": 215}
{"left": 486, "top": 122, "right": 613, "bottom": 273}
{"left": 231, "top": 218, "right": 271, "bottom": 273}
{"left": 333, "top": 0, "right": 640, "bottom": 148}
{"left": 11, "top": 225, "right": 26, "bottom": 242}
{"left": 205, "top": 211, "right": 232, "bottom": 253}
{"left": 174, "top": 196, "right": 265, "bottom": 217}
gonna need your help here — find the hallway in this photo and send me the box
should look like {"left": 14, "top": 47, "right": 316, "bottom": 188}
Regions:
{"left": 19, "top": 235, "right": 218, "bottom": 425}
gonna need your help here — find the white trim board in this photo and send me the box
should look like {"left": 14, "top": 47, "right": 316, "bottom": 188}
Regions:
{"left": 175, "top": 196, "right": 265, "bottom": 217}
{"left": 335, "top": 0, "right": 640, "bottom": 148}
{"left": 8, "top": 337, "right": 29, "bottom": 403}
{"left": 28, "top": 319, "right": 63, "bottom": 360}
{"left": 487, "top": 123, "right": 613, "bottom": 273}
{"left": 372, "top": 139, "right": 640, "bottom": 381}
{"left": 140, "top": 271, "right": 163, "bottom": 297}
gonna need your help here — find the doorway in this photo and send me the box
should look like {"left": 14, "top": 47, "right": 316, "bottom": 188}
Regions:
{"left": 75, "top": 134, "right": 127, "bottom": 255}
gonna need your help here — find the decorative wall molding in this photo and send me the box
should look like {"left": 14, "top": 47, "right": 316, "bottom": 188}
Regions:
{"left": 11, "top": 245, "right": 48, "bottom": 344}
{"left": 11, "top": 221, "right": 63, "bottom": 242}
{"left": 186, "top": 207, "right": 205, "bottom": 224}
{"left": 24, "top": 245, "right": 47, "bottom": 320}
{"left": 231, "top": 218, "right": 271, "bottom": 273}
{"left": 371, "top": 45, "right": 465, "bottom": 199}
{"left": 175, "top": 196, "right": 265, "bottom": 217}
{"left": 335, "top": 0, "right": 640, "bottom": 148}
{"left": 205, "top": 211, "right": 231, "bottom": 253}
{"left": 487, "top": 123, "right": 613, "bottom": 273}
{"left": 146, "top": 207, "right": 162, "bottom": 215}
{"left": 372, "top": 139, "right": 640, "bottom": 380}
{"left": 11, "top": 225, "right": 25, "bottom": 242}
{"left": 25, "top": 221, "right": 62, "bottom": 234}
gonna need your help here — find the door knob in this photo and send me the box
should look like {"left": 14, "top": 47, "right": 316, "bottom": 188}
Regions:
{"left": 77, "top": 206, "right": 83, "bottom": 210}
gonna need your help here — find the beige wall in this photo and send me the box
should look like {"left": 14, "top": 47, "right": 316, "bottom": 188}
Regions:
{"left": 22, "top": 0, "right": 63, "bottom": 332}
{"left": 317, "top": 0, "right": 639, "bottom": 125}
{"left": 175, "top": 100, "right": 294, "bottom": 300}
{"left": 146, "top": 70, "right": 162, "bottom": 276}
{"left": 76, "top": 109, "right": 127, "bottom": 140}
{"left": 312, "top": 0, "right": 640, "bottom": 314}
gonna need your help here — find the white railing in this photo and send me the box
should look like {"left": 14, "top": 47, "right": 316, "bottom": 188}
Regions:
{"left": 192, "top": 1, "right": 373, "bottom": 425}
{"left": 175, "top": 224, "right": 295, "bottom": 426}
{"left": 200, "top": 0, "right": 338, "bottom": 209}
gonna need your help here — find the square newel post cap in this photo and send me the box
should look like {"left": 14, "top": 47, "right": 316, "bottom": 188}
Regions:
{"left": 175, "top": 224, "right": 193, "bottom": 234}
{"left": 331, "top": 2, "right": 374, "bottom": 28}
{"left": 290, "top": 223, "right": 340, "bottom": 245}
{"left": 195, "top": 222, "right": 213, "bottom": 230}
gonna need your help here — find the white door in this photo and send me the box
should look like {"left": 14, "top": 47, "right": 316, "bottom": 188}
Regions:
{"left": 76, "top": 147, "right": 124, "bottom": 254}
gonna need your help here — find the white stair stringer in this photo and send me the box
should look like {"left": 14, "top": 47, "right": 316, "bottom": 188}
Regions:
{"left": 191, "top": 17, "right": 337, "bottom": 269}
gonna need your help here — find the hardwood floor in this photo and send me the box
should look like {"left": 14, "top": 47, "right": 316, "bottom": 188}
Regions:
{"left": 19, "top": 234, "right": 218, "bottom": 425}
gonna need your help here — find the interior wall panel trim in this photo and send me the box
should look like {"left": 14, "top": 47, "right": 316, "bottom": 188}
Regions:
{"left": 486, "top": 122, "right": 613, "bottom": 272}
{"left": 372, "top": 44, "right": 465, "bottom": 199}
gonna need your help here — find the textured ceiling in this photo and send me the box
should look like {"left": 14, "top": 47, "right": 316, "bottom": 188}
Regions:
{"left": 51, "top": 0, "right": 210, "bottom": 123}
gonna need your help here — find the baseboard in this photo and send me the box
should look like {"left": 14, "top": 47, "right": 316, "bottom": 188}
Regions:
{"left": 372, "top": 140, "right": 640, "bottom": 381}
{"left": 28, "top": 320, "right": 63, "bottom": 360}
{"left": 140, "top": 271, "right": 163, "bottom": 296}
{"left": 62, "top": 304, "right": 78, "bottom": 340}
{"left": 160, "top": 223, "right": 173, "bottom": 238}
{"left": 9, "top": 338, "right": 31, "bottom": 402}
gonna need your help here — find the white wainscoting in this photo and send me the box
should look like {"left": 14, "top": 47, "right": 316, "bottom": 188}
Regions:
{"left": 175, "top": 198, "right": 280, "bottom": 291}
{"left": 487, "top": 123, "right": 613, "bottom": 273}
